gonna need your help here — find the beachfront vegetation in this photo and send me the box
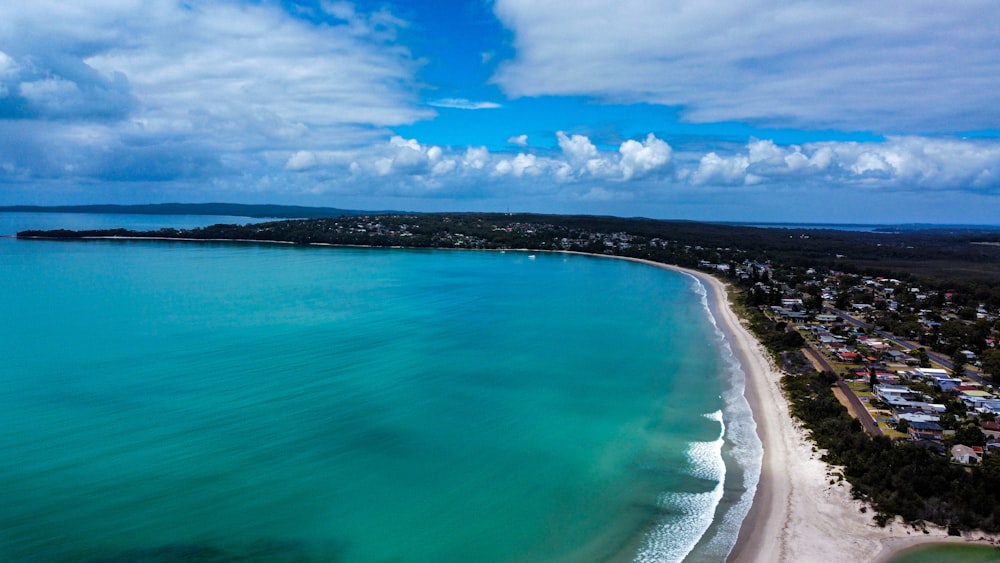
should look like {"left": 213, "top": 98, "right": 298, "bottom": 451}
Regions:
{"left": 783, "top": 370, "right": 1000, "bottom": 532}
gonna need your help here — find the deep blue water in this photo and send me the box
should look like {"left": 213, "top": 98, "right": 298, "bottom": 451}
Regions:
{"left": 0, "top": 212, "right": 759, "bottom": 562}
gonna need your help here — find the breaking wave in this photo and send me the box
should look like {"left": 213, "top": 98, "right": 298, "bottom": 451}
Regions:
{"left": 634, "top": 274, "right": 763, "bottom": 562}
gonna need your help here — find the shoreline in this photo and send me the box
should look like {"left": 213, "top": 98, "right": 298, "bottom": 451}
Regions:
{"left": 590, "top": 254, "right": 999, "bottom": 562}
{"left": 649, "top": 263, "right": 998, "bottom": 562}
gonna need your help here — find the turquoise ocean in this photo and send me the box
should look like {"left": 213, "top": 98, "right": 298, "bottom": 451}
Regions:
{"left": 0, "top": 213, "right": 761, "bottom": 562}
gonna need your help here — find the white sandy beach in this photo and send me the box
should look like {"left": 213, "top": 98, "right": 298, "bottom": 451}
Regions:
{"left": 613, "top": 258, "right": 1000, "bottom": 563}
{"left": 688, "top": 267, "right": 890, "bottom": 562}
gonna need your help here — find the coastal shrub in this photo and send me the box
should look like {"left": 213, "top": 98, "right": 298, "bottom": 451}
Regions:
{"left": 781, "top": 371, "right": 1000, "bottom": 533}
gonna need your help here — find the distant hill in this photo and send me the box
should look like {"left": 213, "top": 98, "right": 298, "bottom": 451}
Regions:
{"left": 0, "top": 203, "right": 379, "bottom": 219}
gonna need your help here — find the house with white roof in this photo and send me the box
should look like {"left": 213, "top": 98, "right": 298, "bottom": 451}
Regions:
{"left": 951, "top": 445, "right": 983, "bottom": 465}
{"left": 915, "top": 368, "right": 950, "bottom": 380}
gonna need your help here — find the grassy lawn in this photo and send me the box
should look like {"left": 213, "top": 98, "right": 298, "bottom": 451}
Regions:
{"left": 846, "top": 381, "right": 874, "bottom": 398}
{"left": 881, "top": 426, "right": 909, "bottom": 440}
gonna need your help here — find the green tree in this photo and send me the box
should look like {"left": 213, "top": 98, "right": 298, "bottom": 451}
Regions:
{"left": 951, "top": 352, "right": 968, "bottom": 379}
{"left": 983, "top": 452, "right": 1000, "bottom": 481}
{"left": 981, "top": 349, "right": 1000, "bottom": 382}
{"left": 781, "top": 330, "right": 805, "bottom": 349}
{"left": 895, "top": 320, "right": 923, "bottom": 339}
{"left": 803, "top": 294, "right": 823, "bottom": 313}
{"left": 910, "top": 348, "right": 931, "bottom": 368}
{"left": 953, "top": 424, "right": 986, "bottom": 447}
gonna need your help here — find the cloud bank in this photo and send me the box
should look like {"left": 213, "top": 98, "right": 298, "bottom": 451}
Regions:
{"left": 276, "top": 133, "right": 1000, "bottom": 203}
{"left": 491, "top": 0, "right": 1000, "bottom": 132}
{"left": 0, "top": 0, "right": 429, "bottom": 186}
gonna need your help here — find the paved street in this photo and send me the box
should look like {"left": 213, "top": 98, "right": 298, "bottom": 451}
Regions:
{"left": 824, "top": 307, "right": 987, "bottom": 385}
{"left": 800, "top": 345, "right": 883, "bottom": 437}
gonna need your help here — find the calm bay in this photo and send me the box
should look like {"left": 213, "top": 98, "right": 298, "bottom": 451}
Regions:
{"left": 1, "top": 213, "right": 759, "bottom": 562}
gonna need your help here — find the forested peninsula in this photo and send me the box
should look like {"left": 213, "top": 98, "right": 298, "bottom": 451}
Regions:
{"left": 16, "top": 212, "right": 1000, "bottom": 280}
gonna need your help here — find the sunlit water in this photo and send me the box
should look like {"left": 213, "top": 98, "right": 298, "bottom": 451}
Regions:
{"left": 0, "top": 212, "right": 760, "bottom": 562}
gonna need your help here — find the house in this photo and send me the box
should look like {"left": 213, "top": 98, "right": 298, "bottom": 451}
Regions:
{"left": 886, "top": 350, "right": 911, "bottom": 364}
{"left": 951, "top": 444, "right": 983, "bottom": 464}
{"left": 959, "top": 390, "right": 996, "bottom": 406}
{"left": 876, "top": 372, "right": 901, "bottom": 385}
{"left": 838, "top": 351, "right": 861, "bottom": 363}
{"left": 898, "top": 412, "right": 940, "bottom": 424}
{"left": 915, "top": 368, "right": 950, "bottom": 380}
{"left": 973, "top": 399, "right": 1000, "bottom": 416}
{"left": 908, "top": 420, "right": 945, "bottom": 441}
{"left": 938, "top": 379, "right": 966, "bottom": 392}
{"left": 876, "top": 387, "right": 943, "bottom": 413}
{"left": 982, "top": 421, "right": 1000, "bottom": 440}
{"left": 818, "top": 335, "right": 843, "bottom": 345}
{"left": 862, "top": 340, "right": 889, "bottom": 352}
{"left": 875, "top": 384, "right": 917, "bottom": 402}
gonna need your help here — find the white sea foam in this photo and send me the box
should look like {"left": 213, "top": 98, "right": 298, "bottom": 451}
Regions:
{"left": 634, "top": 411, "right": 725, "bottom": 563}
{"left": 634, "top": 274, "right": 763, "bottom": 562}
{"left": 699, "top": 341, "right": 763, "bottom": 560}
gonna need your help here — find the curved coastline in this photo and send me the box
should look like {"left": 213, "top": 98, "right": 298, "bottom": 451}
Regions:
{"left": 16, "top": 234, "right": 1000, "bottom": 561}
{"left": 558, "top": 253, "right": 763, "bottom": 561}
{"left": 672, "top": 271, "right": 761, "bottom": 562}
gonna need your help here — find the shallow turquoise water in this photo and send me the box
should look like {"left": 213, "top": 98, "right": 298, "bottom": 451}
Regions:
{"left": 0, "top": 213, "right": 758, "bottom": 562}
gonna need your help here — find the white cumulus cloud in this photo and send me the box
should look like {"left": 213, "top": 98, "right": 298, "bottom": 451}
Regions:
{"left": 692, "top": 152, "right": 750, "bottom": 186}
{"left": 285, "top": 150, "right": 319, "bottom": 172}
{"left": 619, "top": 133, "right": 671, "bottom": 180}
{"left": 677, "top": 136, "right": 1000, "bottom": 191}
{"left": 463, "top": 146, "right": 490, "bottom": 170}
{"left": 507, "top": 134, "right": 528, "bottom": 146}
{"left": 494, "top": 153, "right": 544, "bottom": 177}
{"left": 557, "top": 131, "right": 599, "bottom": 163}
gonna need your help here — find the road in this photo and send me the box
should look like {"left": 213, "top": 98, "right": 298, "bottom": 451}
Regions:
{"left": 801, "top": 345, "right": 883, "bottom": 437}
{"left": 823, "top": 307, "right": 987, "bottom": 385}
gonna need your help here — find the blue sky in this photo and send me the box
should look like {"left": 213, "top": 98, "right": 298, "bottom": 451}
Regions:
{"left": 2, "top": 0, "right": 1000, "bottom": 223}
